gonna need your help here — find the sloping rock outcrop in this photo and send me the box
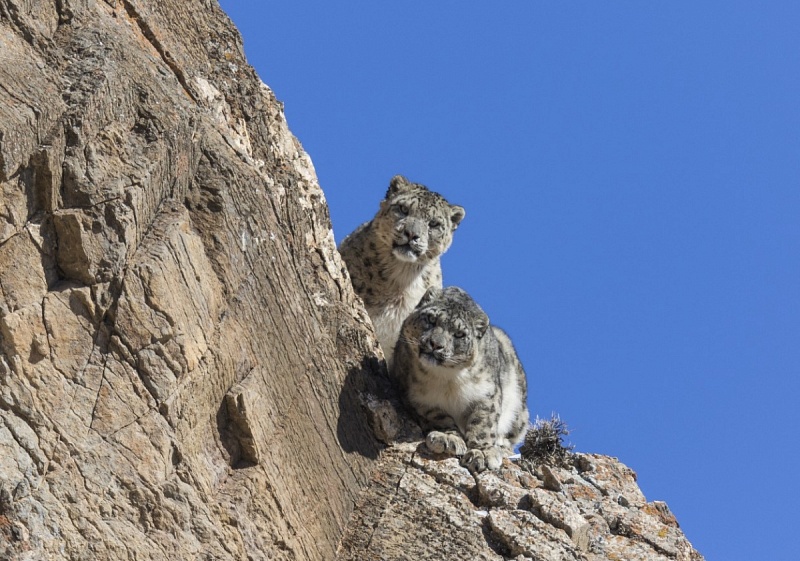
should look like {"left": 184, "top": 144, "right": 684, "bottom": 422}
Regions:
{"left": 1, "top": 1, "right": 704, "bottom": 560}
{"left": 336, "top": 443, "right": 704, "bottom": 560}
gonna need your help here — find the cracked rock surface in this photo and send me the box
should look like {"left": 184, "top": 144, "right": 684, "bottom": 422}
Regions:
{"left": 1, "top": 0, "right": 384, "bottom": 559}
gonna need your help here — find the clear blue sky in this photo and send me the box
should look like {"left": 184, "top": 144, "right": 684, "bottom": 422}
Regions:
{"left": 218, "top": 2, "right": 799, "bottom": 559}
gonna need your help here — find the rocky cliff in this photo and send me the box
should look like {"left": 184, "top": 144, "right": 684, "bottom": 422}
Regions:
{"left": 0, "top": 0, "right": 383, "bottom": 558}
{"left": 0, "top": 1, "right": 703, "bottom": 560}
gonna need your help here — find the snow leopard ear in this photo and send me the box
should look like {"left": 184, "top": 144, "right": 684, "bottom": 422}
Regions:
{"left": 475, "top": 312, "right": 490, "bottom": 338}
{"left": 417, "top": 287, "right": 441, "bottom": 309}
{"left": 450, "top": 205, "right": 465, "bottom": 228}
{"left": 386, "top": 175, "right": 413, "bottom": 198}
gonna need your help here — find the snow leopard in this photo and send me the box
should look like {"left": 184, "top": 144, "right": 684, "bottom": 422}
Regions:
{"left": 393, "top": 286, "right": 529, "bottom": 473}
{"left": 338, "top": 175, "right": 465, "bottom": 365}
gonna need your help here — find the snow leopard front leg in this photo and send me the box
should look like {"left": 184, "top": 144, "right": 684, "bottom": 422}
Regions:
{"left": 460, "top": 399, "right": 505, "bottom": 473}
{"left": 418, "top": 406, "right": 468, "bottom": 456}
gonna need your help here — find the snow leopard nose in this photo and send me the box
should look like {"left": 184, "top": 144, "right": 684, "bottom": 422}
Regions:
{"left": 429, "top": 333, "right": 446, "bottom": 352}
{"left": 404, "top": 224, "right": 422, "bottom": 243}
{"left": 399, "top": 218, "right": 426, "bottom": 242}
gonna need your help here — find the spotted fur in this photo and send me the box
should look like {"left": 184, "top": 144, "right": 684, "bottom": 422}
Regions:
{"left": 393, "top": 287, "right": 529, "bottom": 472}
{"left": 339, "top": 175, "right": 465, "bottom": 365}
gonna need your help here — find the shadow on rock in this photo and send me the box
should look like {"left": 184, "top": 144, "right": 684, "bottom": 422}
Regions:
{"left": 337, "top": 355, "right": 388, "bottom": 460}
{"left": 337, "top": 355, "right": 423, "bottom": 459}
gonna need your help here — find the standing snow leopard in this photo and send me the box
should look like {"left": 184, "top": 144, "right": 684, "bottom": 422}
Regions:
{"left": 338, "top": 175, "right": 465, "bottom": 365}
{"left": 393, "top": 286, "right": 529, "bottom": 473}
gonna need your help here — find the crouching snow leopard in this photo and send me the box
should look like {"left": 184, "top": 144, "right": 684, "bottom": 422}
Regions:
{"left": 338, "top": 175, "right": 465, "bottom": 366}
{"left": 393, "top": 286, "right": 529, "bottom": 473}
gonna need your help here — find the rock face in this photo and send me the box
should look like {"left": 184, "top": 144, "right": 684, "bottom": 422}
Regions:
{"left": 0, "top": 1, "right": 704, "bottom": 560}
{"left": 0, "top": 1, "right": 383, "bottom": 559}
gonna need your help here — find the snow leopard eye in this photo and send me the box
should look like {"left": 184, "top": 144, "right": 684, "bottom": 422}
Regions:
{"left": 394, "top": 203, "right": 409, "bottom": 216}
{"left": 453, "top": 330, "right": 466, "bottom": 339}
{"left": 428, "top": 219, "right": 442, "bottom": 229}
{"left": 423, "top": 312, "right": 436, "bottom": 326}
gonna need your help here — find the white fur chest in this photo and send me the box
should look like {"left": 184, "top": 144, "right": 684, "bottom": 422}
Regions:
{"left": 496, "top": 371, "right": 522, "bottom": 437}
{"left": 409, "top": 368, "right": 494, "bottom": 431}
{"left": 369, "top": 271, "right": 428, "bottom": 364}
